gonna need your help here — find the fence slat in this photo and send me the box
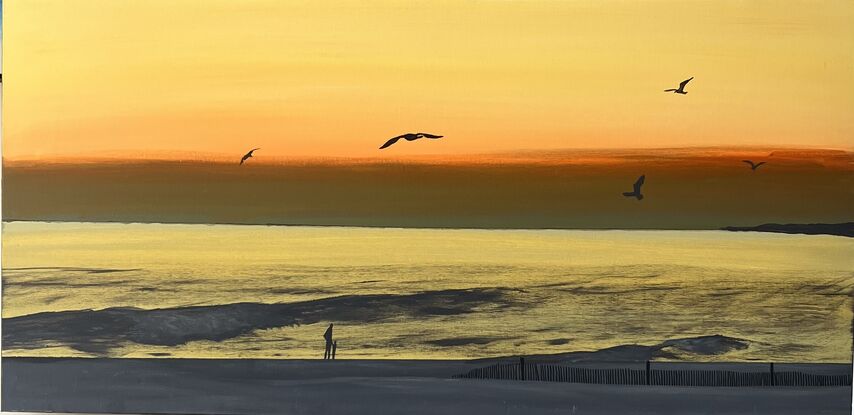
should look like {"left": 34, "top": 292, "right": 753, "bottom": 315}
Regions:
{"left": 452, "top": 364, "right": 850, "bottom": 387}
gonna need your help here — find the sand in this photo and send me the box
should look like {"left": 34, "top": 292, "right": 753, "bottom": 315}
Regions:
{"left": 2, "top": 358, "right": 851, "bottom": 415}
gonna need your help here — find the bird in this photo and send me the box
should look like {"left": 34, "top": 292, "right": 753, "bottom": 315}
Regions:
{"left": 239, "top": 148, "right": 260, "bottom": 165}
{"left": 379, "top": 133, "right": 443, "bottom": 149}
{"left": 742, "top": 160, "right": 766, "bottom": 171}
{"left": 664, "top": 77, "right": 693, "bottom": 94}
{"left": 622, "top": 175, "right": 645, "bottom": 200}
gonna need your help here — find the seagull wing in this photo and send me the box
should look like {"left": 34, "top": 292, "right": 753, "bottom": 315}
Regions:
{"left": 240, "top": 148, "right": 260, "bottom": 164}
{"left": 679, "top": 77, "right": 693, "bottom": 89}
{"left": 754, "top": 162, "right": 766, "bottom": 168}
{"left": 633, "top": 175, "right": 645, "bottom": 193}
{"left": 742, "top": 160, "right": 755, "bottom": 168}
{"left": 380, "top": 135, "right": 405, "bottom": 149}
{"left": 418, "top": 133, "right": 443, "bottom": 139}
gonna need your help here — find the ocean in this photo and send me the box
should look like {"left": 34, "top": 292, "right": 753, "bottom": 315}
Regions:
{"left": 2, "top": 221, "right": 852, "bottom": 362}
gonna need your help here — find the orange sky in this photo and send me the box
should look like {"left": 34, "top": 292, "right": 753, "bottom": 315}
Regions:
{"left": 3, "top": 0, "right": 854, "bottom": 160}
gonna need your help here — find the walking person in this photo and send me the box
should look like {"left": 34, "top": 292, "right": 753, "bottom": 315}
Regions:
{"left": 323, "top": 323, "right": 334, "bottom": 360}
{"left": 332, "top": 340, "right": 338, "bottom": 360}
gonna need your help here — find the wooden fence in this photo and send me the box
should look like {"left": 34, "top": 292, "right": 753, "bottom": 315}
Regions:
{"left": 452, "top": 360, "right": 851, "bottom": 387}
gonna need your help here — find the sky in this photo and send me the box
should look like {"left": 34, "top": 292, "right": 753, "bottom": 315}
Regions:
{"left": 3, "top": 0, "right": 853, "bottom": 160}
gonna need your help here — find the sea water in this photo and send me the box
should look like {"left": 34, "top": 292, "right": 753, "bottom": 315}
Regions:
{"left": 2, "top": 221, "right": 851, "bottom": 361}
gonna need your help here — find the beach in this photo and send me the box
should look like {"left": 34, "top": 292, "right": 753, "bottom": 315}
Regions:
{"left": 3, "top": 222, "right": 852, "bottom": 414}
{"left": 3, "top": 358, "right": 851, "bottom": 415}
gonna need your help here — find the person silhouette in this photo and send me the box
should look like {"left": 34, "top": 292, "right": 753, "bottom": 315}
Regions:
{"left": 323, "top": 324, "right": 334, "bottom": 360}
{"left": 332, "top": 340, "right": 338, "bottom": 360}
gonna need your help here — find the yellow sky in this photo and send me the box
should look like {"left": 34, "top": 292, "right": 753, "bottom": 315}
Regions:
{"left": 3, "top": 0, "right": 854, "bottom": 160}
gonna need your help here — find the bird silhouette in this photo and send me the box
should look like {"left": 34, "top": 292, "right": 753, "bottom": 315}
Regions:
{"left": 622, "top": 175, "right": 645, "bottom": 200}
{"left": 379, "top": 133, "right": 443, "bottom": 149}
{"left": 742, "top": 160, "right": 766, "bottom": 171}
{"left": 240, "top": 148, "right": 260, "bottom": 165}
{"left": 664, "top": 77, "right": 693, "bottom": 94}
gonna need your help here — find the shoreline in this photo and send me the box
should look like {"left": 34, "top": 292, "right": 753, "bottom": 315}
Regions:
{"left": 3, "top": 356, "right": 850, "bottom": 370}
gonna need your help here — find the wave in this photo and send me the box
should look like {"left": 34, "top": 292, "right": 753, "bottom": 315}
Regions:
{"left": 2, "top": 267, "right": 142, "bottom": 290}
{"left": 3, "top": 266, "right": 142, "bottom": 273}
{"left": 426, "top": 336, "right": 509, "bottom": 347}
{"left": 473, "top": 335, "right": 751, "bottom": 363}
{"left": 2, "top": 288, "right": 518, "bottom": 355}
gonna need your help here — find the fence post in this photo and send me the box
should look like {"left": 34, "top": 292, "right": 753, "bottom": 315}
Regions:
{"left": 770, "top": 362, "right": 774, "bottom": 386}
{"left": 520, "top": 357, "right": 526, "bottom": 381}
{"left": 645, "top": 361, "right": 651, "bottom": 385}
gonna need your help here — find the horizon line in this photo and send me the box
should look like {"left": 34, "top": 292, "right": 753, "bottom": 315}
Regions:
{"left": 4, "top": 219, "right": 853, "bottom": 234}
{"left": 3, "top": 145, "right": 852, "bottom": 166}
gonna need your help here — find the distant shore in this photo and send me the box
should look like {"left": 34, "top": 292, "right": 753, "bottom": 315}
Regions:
{"left": 721, "top": 223, "right": 854, "bottom": 238}
{"left": 3, "top": 358, "right": 851, "bottom": 415}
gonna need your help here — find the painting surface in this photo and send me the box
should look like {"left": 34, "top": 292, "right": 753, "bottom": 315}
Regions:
{"left": 2, "top": 1, "right": 853, "bottom": 414}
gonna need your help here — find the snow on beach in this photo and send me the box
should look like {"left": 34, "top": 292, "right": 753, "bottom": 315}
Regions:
{"left": 3, "top": 358, "right": 851, "bottom": 415}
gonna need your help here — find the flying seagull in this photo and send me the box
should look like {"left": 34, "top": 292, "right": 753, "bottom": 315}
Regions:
{"left": 622, "top": 175, "right": 645, "bottom": 200}
{"left": 742, "top": 160, "right": 766, "bottom": 171}
{"left": 664, "top": 77, "right": 693, "bottom": 94}
{"left": 240, "top": 148, "right": 260, "bottom": 165}
{"left": 379, "top": 133, "right": 443, "bottom": 149}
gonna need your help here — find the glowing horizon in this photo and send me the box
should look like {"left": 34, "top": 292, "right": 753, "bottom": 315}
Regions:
{"left": 4, "top": 0, "right": 854, "bottom": 160}
{"left": 4, "top": 146, "right": 852, "bottom": 167}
